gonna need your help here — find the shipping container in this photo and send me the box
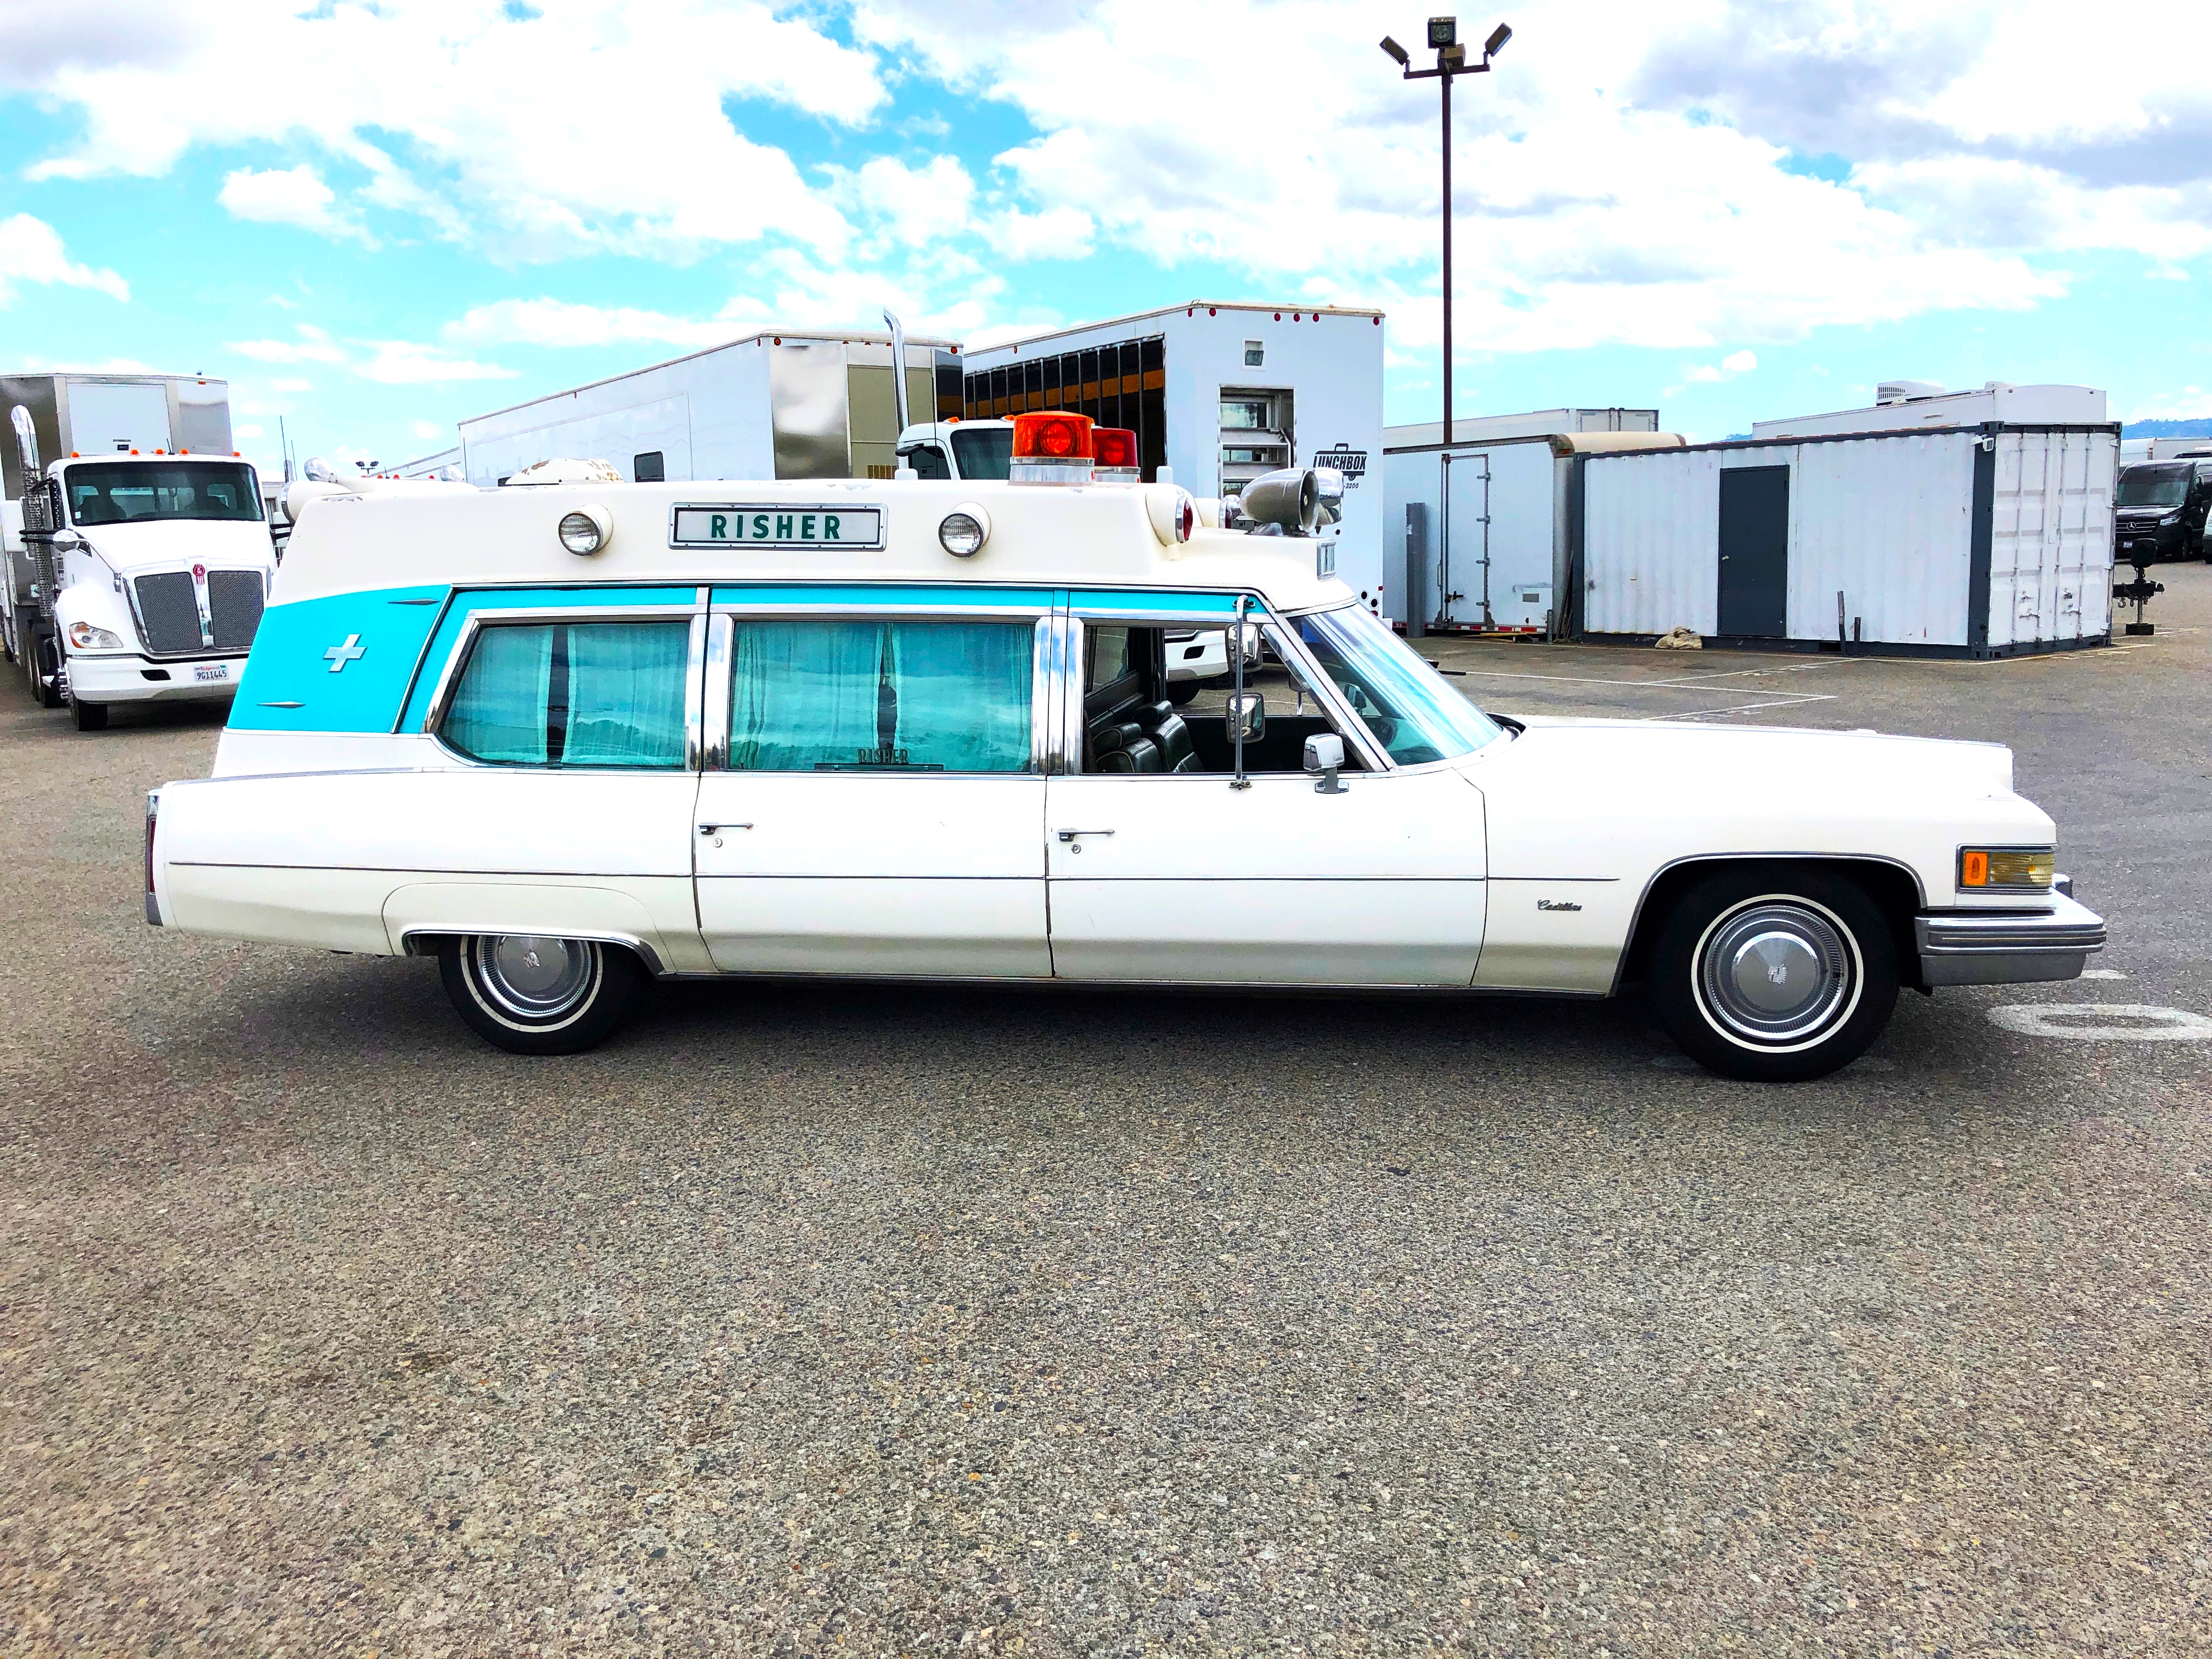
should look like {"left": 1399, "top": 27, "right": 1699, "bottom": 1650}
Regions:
{"left": 962, "top": 302, "right": 1385, "bottom": 613}
{"left": 453, "top": 329, "right": 959, "bottom": 487}
{"left": 1381, "top": 419, "right": 1680, "bottom": 632}
{"left": 1575, "top": 423, "right": 2120, "bottom": 657}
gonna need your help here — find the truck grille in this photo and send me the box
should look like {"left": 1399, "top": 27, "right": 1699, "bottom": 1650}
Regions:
{"left": 132, "top": 570, "right": 266, "bottom": 657}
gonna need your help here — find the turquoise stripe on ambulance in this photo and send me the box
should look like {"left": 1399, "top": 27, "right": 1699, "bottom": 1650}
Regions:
{"left": 396, "top": 585, "right": 702, "bottom": 731}
{"left": 228, "top": 585, "right": 453, "bottom": 732}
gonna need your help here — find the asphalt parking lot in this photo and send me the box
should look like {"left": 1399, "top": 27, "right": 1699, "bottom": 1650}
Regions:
{"left": 3, "top": 571, "right": 2208, "bottom": 1656}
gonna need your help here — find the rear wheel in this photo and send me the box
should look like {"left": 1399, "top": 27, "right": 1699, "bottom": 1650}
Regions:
{"left": 1648, "top": 868, "right": 1898, "bottom": 1082}
{"left": 438, "top": 934, "right": 645, "bottom": 1055}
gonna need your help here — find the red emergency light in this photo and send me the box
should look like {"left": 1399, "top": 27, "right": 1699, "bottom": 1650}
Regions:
{"left": 1012, "top": 410, "right": 1093, "bottom": 461}
{"left": 1092, "top": 427, "right": 1138, "bottom": 470}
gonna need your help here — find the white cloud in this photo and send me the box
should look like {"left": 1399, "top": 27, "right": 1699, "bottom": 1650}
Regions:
{"left": 1687, "top": 350, "right": 1759, "bottom": 384}
{"left": 233, "top": 422, "right": 266, "bottom": 439}
{"left": 225, "top": 323, "right": 347, "bottom": 365}
{"left": 410, "top": 420, "right": 445, "bottom": 439}
{"left": 267, "top": 377, "right": 313, "bottom": 392}
{"left": 19, "top": 0, "right": 881, "bottom": 261}
{"left": 444, "top": 296, "right": 753, "bottom": 350}
{"left": 353, "top": 341, "right": 517, "bottom": 385}
{"left": 0, "top": 213, "right": 129, "bottom": 304}
{"left": 218, "top": 165, "right": 366, "bottom": 241}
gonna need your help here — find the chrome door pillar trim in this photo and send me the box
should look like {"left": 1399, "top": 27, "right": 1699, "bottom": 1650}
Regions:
{"left": 703, "top": 613, "right": 733, "bottom": 770}
{"left": 683, "top": 610, "right": 709, "bottom": 770}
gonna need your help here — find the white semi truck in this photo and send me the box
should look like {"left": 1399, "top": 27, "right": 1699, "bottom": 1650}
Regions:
{"left": 3, "top": 373, "right": 276, "bottom": 729}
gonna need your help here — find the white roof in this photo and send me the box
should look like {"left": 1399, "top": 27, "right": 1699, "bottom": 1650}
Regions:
{"left": 274, "top": 478, "right": 1354, "bottom": 613}
{"left": 969, "top": 300, "right": 1384, "bottom": 358}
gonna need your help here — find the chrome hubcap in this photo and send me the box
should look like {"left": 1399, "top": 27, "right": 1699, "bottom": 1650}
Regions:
{"left": 473, "top": 935, "right": 594, "bottom": 1020}
{"left": 1698, "top": 902, "right": 1853, "bottom": 1043}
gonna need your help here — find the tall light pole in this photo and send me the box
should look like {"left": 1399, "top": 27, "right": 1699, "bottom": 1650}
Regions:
{"left": 1381, "top": 18, "right": 1510, "bottom": 447}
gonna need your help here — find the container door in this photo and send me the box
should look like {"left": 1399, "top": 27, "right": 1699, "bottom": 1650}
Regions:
{"left": 1717, "top": 466, "right": 1790, "bottom": 637}
{"left": 63, "top": 381, "right": 170, "bottom": 455}
{"left": 1440, "top": 450, "right": 1489, "bottom": 625}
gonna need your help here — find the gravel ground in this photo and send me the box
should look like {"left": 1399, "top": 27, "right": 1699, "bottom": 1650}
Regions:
{"left": 2, "top": 570, "right": 2208, "bottom": 1656}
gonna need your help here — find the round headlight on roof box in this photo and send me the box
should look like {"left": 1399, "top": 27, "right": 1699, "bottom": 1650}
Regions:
{"left": 558, "top": 505, "right": 613, "bottom": 556}
{"left": 939, "top": 503, "right": 991, "bottom": 558}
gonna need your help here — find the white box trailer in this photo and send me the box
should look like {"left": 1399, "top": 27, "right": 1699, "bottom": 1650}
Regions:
{"left": 961, "top": 302, "right": 1385, "bottom": 611}
{"left": 1382, "top": 420, "right": 1679, "bottom": 633}
{"left": 455, "top": 329, "right": 959, "bottom": 488}
{"left": 1576, "top": 422, "right": 2120, "bottom": 657}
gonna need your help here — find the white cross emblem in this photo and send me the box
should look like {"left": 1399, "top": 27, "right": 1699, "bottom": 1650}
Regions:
{"left": 324, "top": 634, "right": 365, "bottom": 673}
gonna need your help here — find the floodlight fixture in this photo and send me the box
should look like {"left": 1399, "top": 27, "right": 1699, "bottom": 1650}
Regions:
{"left": 1485, "top": 22, "right": 1512, "bottom": 55}
{"left": 1379, "top": 34, "right": 1410, "bottom": 65}
{"left": 1427, "top": 15, "right": 1457, "bottom": 47}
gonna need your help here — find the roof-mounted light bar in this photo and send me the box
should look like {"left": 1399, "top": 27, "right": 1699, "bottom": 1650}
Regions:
{"left": 1010, "top": 411, "right": 1094, "bottom": 484}
{"left": 1093, "top": 427, "right": 1141, "bottom": 483}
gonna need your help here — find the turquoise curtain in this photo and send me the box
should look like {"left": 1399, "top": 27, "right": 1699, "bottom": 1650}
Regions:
{"left": 729, "top": 620, "right": 1030, "bottom": 772}
{"left": 563, "top": 622, "right": 689, "bottom": 766}
{"left": 443, "top": 620, "right": 688, "bottom": 768}
{"left": 444, "top": 624, "right": 551, "bottom": 764}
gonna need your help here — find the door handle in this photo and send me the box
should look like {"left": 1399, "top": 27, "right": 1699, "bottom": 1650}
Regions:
{"left": 1056, "top": 827, "right": 1114, "bottom": 855}
{"left": 699, "top": 822, "right": 753, "bottom": 834}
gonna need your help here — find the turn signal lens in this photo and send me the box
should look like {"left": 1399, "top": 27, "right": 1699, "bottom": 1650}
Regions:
{"left": 1958, "top": 847, "right": 2053, "bottom": 890}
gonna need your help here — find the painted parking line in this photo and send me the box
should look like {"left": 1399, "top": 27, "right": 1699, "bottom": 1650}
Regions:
{"left": 1987, "top": 1005, "right": 2212, "bottom": 1040}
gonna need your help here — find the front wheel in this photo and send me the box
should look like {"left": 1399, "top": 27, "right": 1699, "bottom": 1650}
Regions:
{"left": 438, "top": 934, "right": 645, "bottom": 1055}
{"left": 1647, "top": 869, "right": 1898, "bottom": 1082}
{"left": 1166, "top": 679, "right": 1198, "bottom": 707}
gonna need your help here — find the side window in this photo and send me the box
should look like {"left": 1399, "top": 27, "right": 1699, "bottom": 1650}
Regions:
{"left": 1075, "top": 610, "right": 1369, "bottom": 778}
{"left": 442, "top": 620, "right": 690, "bottom": 768}
{"left": 633, "top": 451, "right": 666, "bottom": 483}
{"left": 904, "top": 444, "right": 952, "bottom": 479}
{"left": 729, "top": 619, "right": 1032, "bottom": 772}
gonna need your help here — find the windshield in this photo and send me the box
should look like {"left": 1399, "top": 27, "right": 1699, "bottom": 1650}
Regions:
{"left": 951, "top": 426, "right": 1012, "bottom": 481}
{"left": 2117, "top": 466, "right": 2189, "bottom": 509}
{"left": 1293, "top": 604, "right": 1502, "bottom": 765}
{"left": 67, "top": 461, "right": 263, "bottom": 526}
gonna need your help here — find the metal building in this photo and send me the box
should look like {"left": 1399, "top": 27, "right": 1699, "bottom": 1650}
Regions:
{"left": 1381, "top": 412, "right": 1678, "bottom": 633}
{"left": 1575, "top": 421, "right": 2120, "bottom": 656}
{"left": 961, "top": 302, "right": 1386, "bottom": 611}
{"left": 453, "top": 328, "right": 961, "bottom": 487}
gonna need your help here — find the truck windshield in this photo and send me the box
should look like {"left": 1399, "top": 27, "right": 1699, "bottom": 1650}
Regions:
{"left": 950, "top": 427, "right": 1012, "bottom": 481}
{"left": 2117, "top": 466, "right": 2189, "bottom": 509}
{"left": 1293, "top": 604, "right": 1503, "bottom": 765}
{"left": 66, "top": 461, "right": 263, "bottom": 526}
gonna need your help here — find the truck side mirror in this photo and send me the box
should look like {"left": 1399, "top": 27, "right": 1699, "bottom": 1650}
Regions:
{"left": 1228, "top": 691, "right": 1265, "bottom": 741}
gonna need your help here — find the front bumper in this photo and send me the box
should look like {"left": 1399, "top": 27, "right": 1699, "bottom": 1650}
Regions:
{"left": 1916, "top": 888, "right": 2106, "bottom": 986}
{"left": 2114, "top": 520, "right": 2183, "bottom": 561}
{"left": 1166, "top": 630, "right": 1230, "bottom": 682}
{"left": 66, "top": 652, "right": 245, "bottom": 704}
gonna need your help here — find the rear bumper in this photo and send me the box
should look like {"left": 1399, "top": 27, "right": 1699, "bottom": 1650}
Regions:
{"left": 66, "top": 652, "right": 244, "bottom": 704}
{"left": 1916, "top": 889, "right": 2106, "bottom": 986}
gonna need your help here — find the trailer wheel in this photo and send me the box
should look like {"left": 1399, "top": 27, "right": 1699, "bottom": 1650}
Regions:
{"left": 438, "top": 934, "right": 645, "bottom": 1055}
{"left": 72, "top": 697, "right": 108, "bottom": 731}
{"left": 1647, "top": 868, "right": 1898, "bottom": 1083}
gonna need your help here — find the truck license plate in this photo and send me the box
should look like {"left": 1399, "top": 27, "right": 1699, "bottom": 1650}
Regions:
{"left": 194, "top": 664, "right": 229, "bottom": 682}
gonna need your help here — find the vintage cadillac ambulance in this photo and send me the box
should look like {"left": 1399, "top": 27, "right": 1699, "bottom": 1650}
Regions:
{"left": 147, "top": 415, "right": 2104, "bottom": 1080}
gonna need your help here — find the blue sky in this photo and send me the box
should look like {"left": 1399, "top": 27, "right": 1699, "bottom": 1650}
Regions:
{"left": 4, "top": 0, "right": 2208, "bottom": 474}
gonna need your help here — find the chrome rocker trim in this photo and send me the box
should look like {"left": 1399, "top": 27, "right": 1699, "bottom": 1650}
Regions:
{"left": 1915, "top": 887, "right": 2106, "bottom": 986}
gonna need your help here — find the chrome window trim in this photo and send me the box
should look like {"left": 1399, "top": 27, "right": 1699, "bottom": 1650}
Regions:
{"left": 702, "top": 613, "right": 733, "bottom": 771}
{"left": 1276, "top": 600, "right": 1504, "bottom": 773}
{"left": 418, "top": 603, "right": 703, "bottom": 738}
{"left": 421, "top": 605, "right": 705, "bottom": 771}
{"left": 706, "top": 605, "right": 1051, "bottom": 777}
{"left": 1029, "top": 614, "right": 1056, "bottom": 775}
{"left": 388, "top": 588, "right": 461, "bottom": 735}
{"left": 682, "top": 610, "right": 708, "bottom": 771}
{"left": 1056, "top": 614, "right": 1087, "bottom": 774}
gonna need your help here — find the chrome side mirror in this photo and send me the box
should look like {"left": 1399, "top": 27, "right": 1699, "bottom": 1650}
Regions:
{"left": 1228, "top": 691, "right": 1265, "bottom": 741}
{"left": 1304, "top": 732, "right": 1347, "bottom": 794}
